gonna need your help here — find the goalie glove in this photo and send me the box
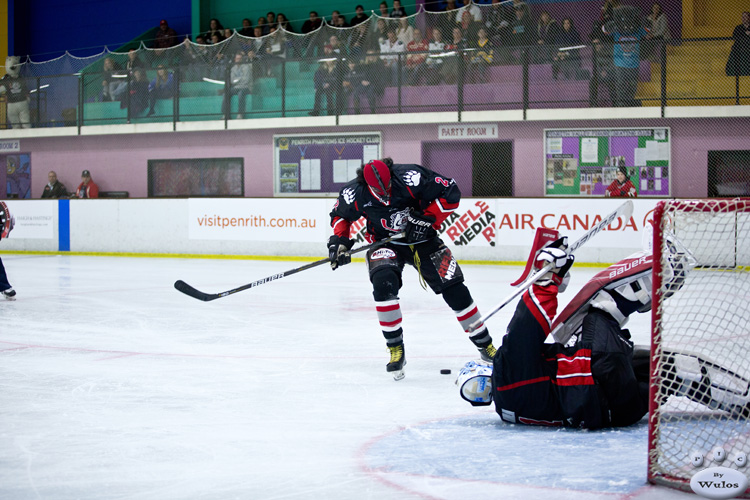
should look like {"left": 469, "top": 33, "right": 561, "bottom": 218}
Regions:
{"left": 404, "top": 210, "right": 435, "bottom": 244}
{"left": 327, "top": 235, "right": 354, "bottom": 270}
{"left": 535, "top": 237, "right": 574, "bottom": 290}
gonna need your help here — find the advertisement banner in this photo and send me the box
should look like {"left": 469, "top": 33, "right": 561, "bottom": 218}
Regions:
{"left": 4, "top": 200, "right": 56, "bottom": 239}
{"left": 188, "top": 198, "right": 331, "bottom": 242}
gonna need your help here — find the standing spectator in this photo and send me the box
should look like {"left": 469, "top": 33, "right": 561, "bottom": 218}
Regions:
{"left": 147, "top": 66, "right": 174, "bottom": 116}
{"left": 238, "top": 18, "right": 254, "bottom": 37}
{"left": 0, "top": 202, "right": 16, "bottom": 300}
{"left": 390, "top": 0, "right": 407, "bottom": 18}
{"left": 603, "top": 5, "right": 648, "bottom": 107}
{"left": 426, "top": 28, "right": 447, "bottom": 85}
{"left": 41, "top": 171, "right": 67, "bottom": 199}
{"left": 379, "top": 2, "right": 389, "bottom": 17}
{"left": 348, "top": 21, "right": 370, "bottom": 60}
{"left": 154, "top": 19, "right": 179, "bottom": 49}
{"left": 605, "top": 166, "right": 637, "bottom": 197}
{"left": 380, "top": 29, "right": 406, "bottom": 85}
{"left": 100, "top": 57, "right": 122, "bottom": 102}
{"left": 345, "top": 56, "right": 382, "bottom": 114}
{"left": 469, "top": 28, "right": 493, "bottom": 83}
{"left": 223, "top": 52, "right": 252, "bottom": 119}
{"left": 376, "top": 18, "right": 390, "bottom": 44}
{"left": 406, "top": 28, "right": 429, "bottom": 85}
{"left": 74, "top": 170, "right": 100, "bottom": 199}
{"left": 396, "top": 17, "right": 415, "bottom": 45}
{"left": 301, "top": 11, "right": 323, "bottom": 34}
{"left": 276, "top": 13, "right": 293, "bottom": 32}
{"left": 726, "top": 11, "right": 750, "bottom": 77}
{"left": 510, "top": 3, "right": 534, "bottom": 47}
{"left": 266, "top": 12, "right": 276, "bottom": 27}
{"left": 119, "top": 68, "right": 149, "bottom": 118}
{"left": 203, "top": 18, "right": 224, "bottom": 41}
{"left": 455, "top": 3, "right": 483, "bottom": 23}
{"left": 590, "top": 27, "right": 617, "bottom": 104}
{"left": 309, "top": 54, "right": 341, "bottom": 116}
{"left": 443, "top": 26, "right": 467, "bottom": 84}
{"left": 552, "top": 18, "right": 582, "bottom": 79}
{"left": 643, "top": 3, "right": 670, "bottom": 62}
{"left": 350, "top": 5, "right": 370, "bottom": 27}
{"left": 536, "top": 11, "right": 561, "bottom": 62}
{"left": 457, "top": 9, "right": 481, "bottom": 46}
{"left": 0, "top": 57, "right": 31, "bottom": 129}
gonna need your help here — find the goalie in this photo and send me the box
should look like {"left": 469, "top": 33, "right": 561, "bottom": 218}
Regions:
{"left": 0, "top": 202, "right": 16, "bottom": 300}
{"left": 457, "top": 228, "right": 748, "bottom": 428}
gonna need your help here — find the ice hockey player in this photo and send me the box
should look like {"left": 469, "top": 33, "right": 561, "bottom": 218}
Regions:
{"left": 457, "top": 229, "right": 750, "bottom": 426}
{"left": 328, "top": 158, "right": 496, "bottom": 380}
{"left": 0, "top": 201, "right": 17, "bottom": 300}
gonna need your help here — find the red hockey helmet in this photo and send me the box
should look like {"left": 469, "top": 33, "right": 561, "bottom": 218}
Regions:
{"left": 363, "top": 160, "right": 391, "bottom": 205}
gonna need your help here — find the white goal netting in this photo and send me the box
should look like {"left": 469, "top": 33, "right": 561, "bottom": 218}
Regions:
{"left": 649, "top": 199, "right": 750, "bottom": 496}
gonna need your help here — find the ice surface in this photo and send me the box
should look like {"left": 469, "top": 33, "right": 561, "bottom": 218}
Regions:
{"left": 0, "top": 254, "right": 696, "bottom": 499}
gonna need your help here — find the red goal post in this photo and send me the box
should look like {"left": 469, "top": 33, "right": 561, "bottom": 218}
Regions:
{"left": 648, "top": 199, "right": 750, "bottom": 496}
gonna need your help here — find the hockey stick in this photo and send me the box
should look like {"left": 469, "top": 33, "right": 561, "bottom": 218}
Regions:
{"left": 174, "top": 232, "right": 406, "bottom": 302}
{"left": 468, "top": 200, "right": 634, "bottom": 332}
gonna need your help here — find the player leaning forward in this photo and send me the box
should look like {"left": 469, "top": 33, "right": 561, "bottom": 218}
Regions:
{"left": 327, "top": 159, "right": 496, "bottom": 380}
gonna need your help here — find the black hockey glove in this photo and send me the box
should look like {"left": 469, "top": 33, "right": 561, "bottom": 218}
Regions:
{"left": 328, "top": 235, "right": 355, "bottom": 270}
{"left": 404, "top": 211, "right": 435, "bottom": 244}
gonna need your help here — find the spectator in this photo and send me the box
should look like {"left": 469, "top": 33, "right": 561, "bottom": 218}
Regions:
{"left": 469, "top": 27, "right": 493, "bottom": 83}
{"left": 203, "top": 18, "right": 224, "bottom": 42}
{"left": 119, "top": 68, "right": 149, "bottom": 118}
{"left": 457, "top": 9, "right": 481, "bottom": 46}
{"left": 335, "top": 15, "right": 348, "bottom": 28}
{"left": 391, "top": 0, "right": 407, "bottom": 18}
{"left": 147, "top": 66, "right": 174, "bottom": 116}
{"left": 257, "top": 17, "right": 270, "bottom": 36}
{"left": 443, "top": 0, "right": 459, "bottom": 13}
{"left": 329, "top": 34, "right": 346, "bottom": 57}
{"left": 552, "top": 18, "right": 582, "bottom": 79}
{"left": 276, "top": 13, "right": 293, "bottom": 32}
{"left": 330, "top": 10, "right": 342, "bottom": 26}
{"left": 485, "top": 0, "right": 510, "bottom": 40}
{"left": 455, "top": 3, "right": 482, "bottom": 23}
{"left": 223, "top": 52, "right": 252, "bottom": 119}
{"left": 590, "top": 34, "right": 617, "bottom": 105}
{"left": 350, "top": 5, "right": 370, "bottom": 27}
{"left": 605, "top": 166, "right": 637, "bottom": 197}
{"left": 41, "top": 171, "right": 68, "bottom": 199}
{"left": 266, "top": 12, "right": 276, "bottom": 27}
{"left": 726, "top": 11, "right": 750, "bottom": 76}
{"left": 603, "top": 5, "right": 648, "bottom": 107}
{"left": 309, "top": 54, "right": 341, "bottom": 116}
{"left": 154, "top": 19, "right": 179, "bottom": 49}
{"left": 379, "top": 2, "right": 389, "bottom": 17}
{"left": 223, "top": 28, "right": 233, "bottom": 40}
{"left": 182, "top": 36, "right": 210, "bottom": 81}
{"left": 601, "top": 0, "right": 621, "bottom": 27}
{"left": 348, "top": 21, "right": 370, "bottom": 60}
{"left": 100, "top": 57, "right": 122, "bottom": 102}
{"left": 379, "top": 29, "right": 406, "bottom": 85}
{"left": 301, "top": 11, "right": 323, "bottom": 34}
{"left": 535, "top": 11, "right": 561, "bottom": 62}
{"left": 643, "top": 3, "right": 670, "bottom": 62}
{"left": 0, "top": 56, "right": 31, "bottom": 129}
{"left": 426, "top": 28, "right": 447, "bottom": 85}
{"left": 74, "top": 170, "right": 99, "bottom": 199}
{"left": 510, "top": 2, "right": 534, "bottom": 47}
{"left": 406, "top": 28, "right": 429, "bottom": 85}
{"left": 443, "top": 26, "right": 467, "bottom": 84}
{"left": 346, "top": 55, "right": 383, "bottom": 114}
{"left": 396, "top": 17, "right": 415, "bottom": 45}
{"left": 376, "top": 18, "right": 390, "bottom": 44}
{"left": 0, "top": 202, "right": 16, "bottom": 300}
{"left": 238, "top": 18, "right": 254, "bottom": 37}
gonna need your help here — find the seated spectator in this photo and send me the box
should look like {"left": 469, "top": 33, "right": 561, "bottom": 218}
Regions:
{"left": 276, "top": 13, "right": 293, "bottom": 32}
{"left": 376, "top": 18, "right": 390, "bottom": 44}
{"left": 41, "top": 171, "right": 67, "bottom": 199}
{"left": 643, "top": 3, "right": 670, "bottom": 61}
{"left": 223, "top": 52, "right": 253, "bottom": 119}
{"left": 443, "top": 0, "right": 460, "bottom": 13}
{"left": 726, "top": 11, "right": 750, "bottom": 76}
{"left": 348, "top": 22, "right": 370, "bottom": 60}
{"left": 301, "top": 11, "right": 323, "bottom": 34}
{"left": 266, "top": 12, "right": 276, "bottom": 27}
{"left": 310, "top": 55, "right": 341, "bottom": 116}
{"left": 119, "top": 68, "right": 149, "bottom": 118}
{"left": 535, "top": 11, "right": 560, "bottom": 62}
{"left": 455, "top": 3, "right": 482, "bottom": 23}
{"left": 485, "top": 0, "right": 510, "bottom": 40}
{"left": 147, "top": 66, "right": 174, "bottom": 116}
{"left": 255, "top": 17, "right": 269, "bottom": 36}
{"left": 443, "top": 26, "right": 467, "bottom": 84}
{"left": 203, "top": 18, "right": 225, "bottom": 42}
{"left": 223, "top": 28, "right": 233, "bottom": 39}
{"left": 426, "top": 28, "right": 447, "bottom": 85}
{"left": 469, "top": 27, "right": 493, "bottom": 82}
{"left": 100, "top": 57, "right": 122, "bottom": 102}
{"left": 350, "top": 5, "right": 370, "bottom": 27}
{"left": 510, "top": 3, "right": 533, "bottom": 47}
{"left": 238, "top": 18, "right": 254, "bottom": 37}
{"left": 335, "top": 15, "right": 348, "bottom": 28}
{"left": 552, "top": 18, "right": 582, "bottom": 79}
{"left": 379, "top": 29, "right": 406, "bottom": 85}
{"left": 379, "top": 2, "right": 389, "bottom": 17}
{"left": 397, "top": 17, "right": 415, "bottom": 45}
{"left": 74, "top": 170, "right": 99, "bottom": 199}
{"left": 457, "top": 9, "right": 481, "bottom": 46}
{"left": 154, "top": 19, "right": 179, "bottom": 49}
{"left": 330, "top": 10, "right": 343, "bottom": 26}
{"left": 406, "top": 28, "right": 429, "bottom": 85}
{"left": 391, "top": 0, "right": 407, "bottom": 18}
{"left": 182, "top": 36, "right": 211, "bottom": 81}
{"left": 344, "top": 56, "right": 383, "bottom": 114}
{"left": 329, "top": 34, "right": 346, "bottom": 57}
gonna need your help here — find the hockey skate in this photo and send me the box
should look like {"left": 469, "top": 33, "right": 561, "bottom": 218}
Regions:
{"left": 1, "top": 288, "right": 15, "bottom": 301}
{"left": 478, "top": 343, "right": 497, "bottom": 362}
{"left": 387, "top": 344, "right": 406, "bottom": 381}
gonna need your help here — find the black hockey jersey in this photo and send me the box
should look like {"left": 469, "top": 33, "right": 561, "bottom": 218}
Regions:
{"left": 330, "top": 163, "right": 460, "bottom": 242}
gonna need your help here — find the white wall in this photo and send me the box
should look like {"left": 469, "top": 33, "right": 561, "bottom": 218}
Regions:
{"left": 0, "top": 198, "right": 661, "bottom": 263}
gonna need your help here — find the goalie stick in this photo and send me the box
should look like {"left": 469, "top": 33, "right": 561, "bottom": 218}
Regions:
{"left": 174, "top": 232, "right": 406, "bottom": 301}
{"left": 468, "top": 200, "right": 634, "bottom": 332}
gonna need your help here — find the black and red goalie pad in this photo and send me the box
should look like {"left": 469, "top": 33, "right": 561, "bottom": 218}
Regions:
{"left": 550, "top": 251, "right": 653, "bottom": 344}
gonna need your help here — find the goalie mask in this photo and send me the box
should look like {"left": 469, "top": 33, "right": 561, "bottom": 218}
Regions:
{"left": 456, "top": 360, "right": 493, "bottom": 406}
{"left": 363, "top": 160, "right": 391, "bottom": 205}
{"left": 5, "top": 56, "right": 21, "bottom": 78}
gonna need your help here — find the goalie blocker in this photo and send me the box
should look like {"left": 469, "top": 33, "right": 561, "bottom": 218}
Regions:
{"left": 458, "top": 238, "right": 747, "bottom": 428}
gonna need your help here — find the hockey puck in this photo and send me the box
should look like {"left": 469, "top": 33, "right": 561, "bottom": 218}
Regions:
{"left": 440, "top": 369, "right": 452, "bottom": 375}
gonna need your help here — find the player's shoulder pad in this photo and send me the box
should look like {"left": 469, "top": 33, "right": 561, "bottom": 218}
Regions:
{"left": 338, "top": 179, "right": 364, "bottom": 206}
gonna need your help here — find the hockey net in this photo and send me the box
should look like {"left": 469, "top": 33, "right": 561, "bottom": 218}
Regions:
{"left": 649, "top": 199, "right": 750, "bottom": 496}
